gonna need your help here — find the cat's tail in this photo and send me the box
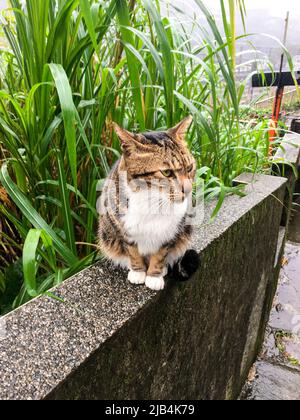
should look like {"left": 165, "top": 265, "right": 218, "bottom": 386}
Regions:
{"left": 170, "top": 249, "right": 200, "bottom": 282}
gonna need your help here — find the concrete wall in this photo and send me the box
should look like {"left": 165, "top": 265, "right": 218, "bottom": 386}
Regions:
{"left": 0, "top": 173, "right": 290, "bottom": 400}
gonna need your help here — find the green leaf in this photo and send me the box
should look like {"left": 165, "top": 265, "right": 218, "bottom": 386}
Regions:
{"left": 0, "top": 163, "right": 78, "bottom": 266}
{"left": 56, "top": 151, "right": 77, "bottom": 255}
{"left": 48, "top": 63, "right": 78, "bottom": 190}
{"left": 210, "top": 184, "right": 226, "bottom": 221}
{"left": 79, "top": 0, "right": 99, "bottom": 56}
{"left": 142, "top": 0, "right": 174, "bottom": 126}
{"left": 116, "top": 0, "right": 145, "bottom": 130}
{"left": 23, "top": 229, "right": 44, "bottom": 297}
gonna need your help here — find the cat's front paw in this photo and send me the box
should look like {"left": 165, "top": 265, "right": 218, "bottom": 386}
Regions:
{"left": 128, "top": 270, "right": 146, "bottom": 285}
{"left": 145, "top": 276, "right": 165, "bottom": 291}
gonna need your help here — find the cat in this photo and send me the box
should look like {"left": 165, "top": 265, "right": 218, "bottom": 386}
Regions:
{"left": 98, "top": 116, "right": 200, "bottom": 291}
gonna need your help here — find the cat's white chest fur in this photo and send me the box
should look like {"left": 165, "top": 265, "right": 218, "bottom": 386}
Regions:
{"left": 122, "top": 189, "right": 188, "bottom": 256}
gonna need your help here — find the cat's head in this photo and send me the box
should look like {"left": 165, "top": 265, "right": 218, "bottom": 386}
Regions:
{"left": 113, "top": 117, "right": 196, "bottom": 203}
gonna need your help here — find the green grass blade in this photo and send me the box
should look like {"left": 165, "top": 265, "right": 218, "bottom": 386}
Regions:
{"left": 23, "top": 229, "right": 42, "bottom": 298}
{"left": 116, "top": 0, "right": 145, "bottom": 130}
{"left": 79, "top": 0, "right": 99, "bottom": 55}
{"left": 143, "top": 0, "right": 174, "bottom": 126}
{"left": 0, "top": 163, "right": 78, "bottom": 265}
{"left": 48, "top": 63, "right": 78, "bottom": 190}
{"left": 56, "top": 151, "right": 77, "bottom": 256}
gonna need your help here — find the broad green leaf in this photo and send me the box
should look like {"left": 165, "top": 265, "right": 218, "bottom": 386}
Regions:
{"left": 49, "top": 63, "right": 78, "bottom": 190}
{"left": 0, "top": 163, "right": 78, "bottom": 266}
{"left": 116, "top": 0, "right": 145, "bottom": 130}
{"left": 23, "top": 229, "right": 54, "bottom": 297}
{"left": 79, "top": 0, "right": 99, "bottom": 56}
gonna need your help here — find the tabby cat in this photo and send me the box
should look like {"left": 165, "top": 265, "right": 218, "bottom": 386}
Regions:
{"left": 98, "top": 116, "right": 199, "bottom": 291}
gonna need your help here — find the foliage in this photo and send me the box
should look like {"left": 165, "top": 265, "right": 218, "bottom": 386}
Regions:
{"left": 0, "top": 0, "right": 295, "bottom": 312}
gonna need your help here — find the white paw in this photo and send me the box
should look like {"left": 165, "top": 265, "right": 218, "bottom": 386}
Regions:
{"left": 128, "top": 270, "right": 146, "bottom": 285}
{"left": 145, "top": 276, "right": 165, "bottom": 291}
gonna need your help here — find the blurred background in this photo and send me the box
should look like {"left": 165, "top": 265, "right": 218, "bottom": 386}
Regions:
{"left": 164, "top": 0, "right": 300, "bottom": 71}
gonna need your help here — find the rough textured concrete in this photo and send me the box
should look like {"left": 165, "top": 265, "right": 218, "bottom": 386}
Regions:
{"left": 272, "top": 132, "right": 300, "bottom": 227}
{"left": 274, "top": 133, "right": 300, "bottom": 164}
{"left": 0, "top": 174, "right": 287, "bottom": 400}
{"left": 243, "top": 362, "right": 300, "bottom": 400}
{"left": 241, "top": 240, "right": 300, "bottom": 400}
{"left": 288, "top": 194, "right": 300, "bottom": 243}
{"left": 240, "top": 124, "right": 300, "bottom": 401}
{"left": 270, "top": 242, "right": 300, "bottom": 332}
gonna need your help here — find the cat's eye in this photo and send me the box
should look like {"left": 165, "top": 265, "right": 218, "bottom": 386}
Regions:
{"left": 161, "top": 169, "right": 173, "bottom": 178}
{"left": 187, "top": 164, "right": 194, "bottom": 173}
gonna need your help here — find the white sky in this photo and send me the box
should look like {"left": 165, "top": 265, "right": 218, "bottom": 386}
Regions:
{"left": 244, "top": 0, "right": 299, "bottom": 17}
{"left": 173, "top": 0, "right": 300, "bottom": 17}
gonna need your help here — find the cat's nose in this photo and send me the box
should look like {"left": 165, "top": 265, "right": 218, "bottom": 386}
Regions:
{"left": 181, "top": 178, "right": 192, "bottom": 196}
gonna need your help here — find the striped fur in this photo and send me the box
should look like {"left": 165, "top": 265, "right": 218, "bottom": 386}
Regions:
{"left": 98, "top": 117, "right": 197, "bottom": 290}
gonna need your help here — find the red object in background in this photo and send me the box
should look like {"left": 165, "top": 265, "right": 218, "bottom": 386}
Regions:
{"left": 268, "top": 85, "right": 284, "bottom": 155}
{"left": 268, "top": 12, "right": 290, "bottom": 155}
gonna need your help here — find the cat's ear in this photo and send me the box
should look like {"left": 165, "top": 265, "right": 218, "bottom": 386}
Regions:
{"left": 167, "top": 116, "right": 193, "bottom": 142}
{"left": 113, "top": 123, "right": 142, "bottom": 155}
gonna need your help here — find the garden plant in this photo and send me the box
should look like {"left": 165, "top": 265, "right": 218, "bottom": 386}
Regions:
{"left": 0, "top": 0, "right": 297, "bottom": 313}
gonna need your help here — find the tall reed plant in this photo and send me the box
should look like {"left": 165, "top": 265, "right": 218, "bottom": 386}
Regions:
{"left": 0, "top": 0, "right": 295, "bottom": 313}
